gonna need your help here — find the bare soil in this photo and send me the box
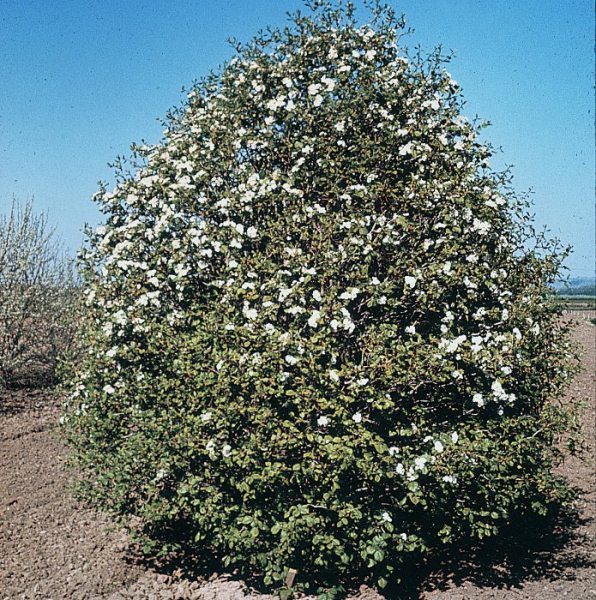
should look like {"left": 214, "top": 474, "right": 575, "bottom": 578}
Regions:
{"left": 1, "top": 317, "right": 594, "bottom": 599}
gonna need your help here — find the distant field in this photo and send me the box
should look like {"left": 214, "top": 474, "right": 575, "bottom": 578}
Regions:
{"left": 558, "top": 295, "right": 596, "bottom": 311}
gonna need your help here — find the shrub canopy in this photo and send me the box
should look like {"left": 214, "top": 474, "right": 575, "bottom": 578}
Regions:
{"left": 64, "top": 2, "right": 576, "bottom": 596}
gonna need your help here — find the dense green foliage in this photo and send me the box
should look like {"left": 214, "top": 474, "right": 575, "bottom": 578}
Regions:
{"left": 63, "top": 2, "right": 577, "bottom": 596}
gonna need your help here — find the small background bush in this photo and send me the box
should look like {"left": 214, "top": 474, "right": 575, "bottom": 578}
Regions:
{"left": 63, "top": 2, "right": 578, "bottom": 597}
{"left": 0, "top": 199, "right": 80, "bottom": 389}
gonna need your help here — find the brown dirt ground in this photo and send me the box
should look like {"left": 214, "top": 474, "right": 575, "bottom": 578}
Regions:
{"left": 1, "top": 316, "right": 594, "bottom": 599}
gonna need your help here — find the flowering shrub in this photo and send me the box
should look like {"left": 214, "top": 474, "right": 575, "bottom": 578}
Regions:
{"left": 63, "top": 2, "right": 577, "bottom": 596}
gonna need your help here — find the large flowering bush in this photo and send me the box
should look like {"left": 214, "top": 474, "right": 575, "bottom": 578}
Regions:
{"left": 63, "top": 2, "right": 577, "bottom": 596}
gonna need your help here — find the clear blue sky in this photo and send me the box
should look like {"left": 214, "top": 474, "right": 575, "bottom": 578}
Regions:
{"left": 0, "top": 0, "right": 593, "bottom": 276}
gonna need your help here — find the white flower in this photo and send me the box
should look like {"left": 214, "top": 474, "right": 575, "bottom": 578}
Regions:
{"left": 473, "top": 307, "right": 487, "bottom": 320}
{"left": 400, "top": 532, "right": 408, "bottom": 541}
{"left": 472, "top": 393, "right": 485, "bottom": 407}
{"left": 404, "top": 275, "right": 417, "bottom": 288}
{"left": 451, "top": 431, "right": 459, "bottom": 444}
{"left": 399, "top": 142, "right": 413, "bottom": 156}
{"left": 216, "top": 360, "right": 224, "bottom": 371}
{"left": 405, "top": 325, "right": 416, "bottom": 335}
{"left": 312, "top": 290, "right": 322, "bottom": 302}
{"left": 442, "top": 475, "right": 456, "bottom": 484}
{"left": 395, "top": 463, "right": 405, "bottom": 475}
{"left": 307, "top": 83, "right": 320, "bottom": 96}
{"left": 308, "top": 310, "right": 321, "bottom": 328}
{"left": 356, "top": 378, "right": 369, "bottom": 386}
{"left": 471, "top": 335, "right": 483, "bottom": 353}
{"left": 352, "top": 412, "right": 362, "bottom": 423}
{"left": 414, "top": 456, "right": 427, "bottom": 471}
{"left": 389, "top": 446, "right": 400, "bottom": 456}
{"left": 329, "top": 369, "right": 340, "bottom": 382}
{"left": 442, "top": 334, "right": 467, "bottom": 353}
{"left": 285, "top": 355, "right": 298, "bottom": 365}
{"left": 200, "top": 411, "right": 212, "bottom": 422}
{"left": 381, "top": 511, "right": 392, "bottom": 523}
{"left": 434, "top": 440, "right": 444, "bottom": 453}
{"left": 313, "top": 94, "right": 324, "bottom": 107}
{"left": 222, "top": 444, "right": 232, "bottom": 457}
{"left": 491, "top": 380, "right": 508, "bottom": 400}
{"left": 113, "top": 310, "right": 127, "bottom": 325}
{"left": 339, "top": 287, "right": 360, "bottom": 300}
{"left": 317, "top": 415, "right": 329, "bottom": 427}
{"left": 340, "top": 308, "right": 355, "bottom": 333}
{"left": 371, "top": 277, "right": 380, "bottom": 285}
{"left": 243, "top": 303, "right": 258, "bottom": 320}
{"left": 278, "top": 288, "right": 292, "bottom": 302}
{"left": 321, "top": 76, "right": 336, "bottom": 91}
{"left": 246, "top": 226, "right": 258, "bottom": 238}
{"left": 472, "top": 218, "right": 491, "bottom": 235}
{"left": 103, "top": 384, "right": 115, "bottom": 395}
{"left": 266, "top": 97, "right": 285, "bottom": 111}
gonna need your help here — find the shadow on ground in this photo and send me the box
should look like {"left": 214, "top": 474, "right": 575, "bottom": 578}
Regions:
{"left": 392, "top": 502, "right": 594, "bottom": 599}
{"left": 126, "top": 498, "right": 593, "bottom": 599}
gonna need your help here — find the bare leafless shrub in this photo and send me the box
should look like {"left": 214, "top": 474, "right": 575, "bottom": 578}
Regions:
{"left": 0, "top": 199, "right": 81, "bottom": 389}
